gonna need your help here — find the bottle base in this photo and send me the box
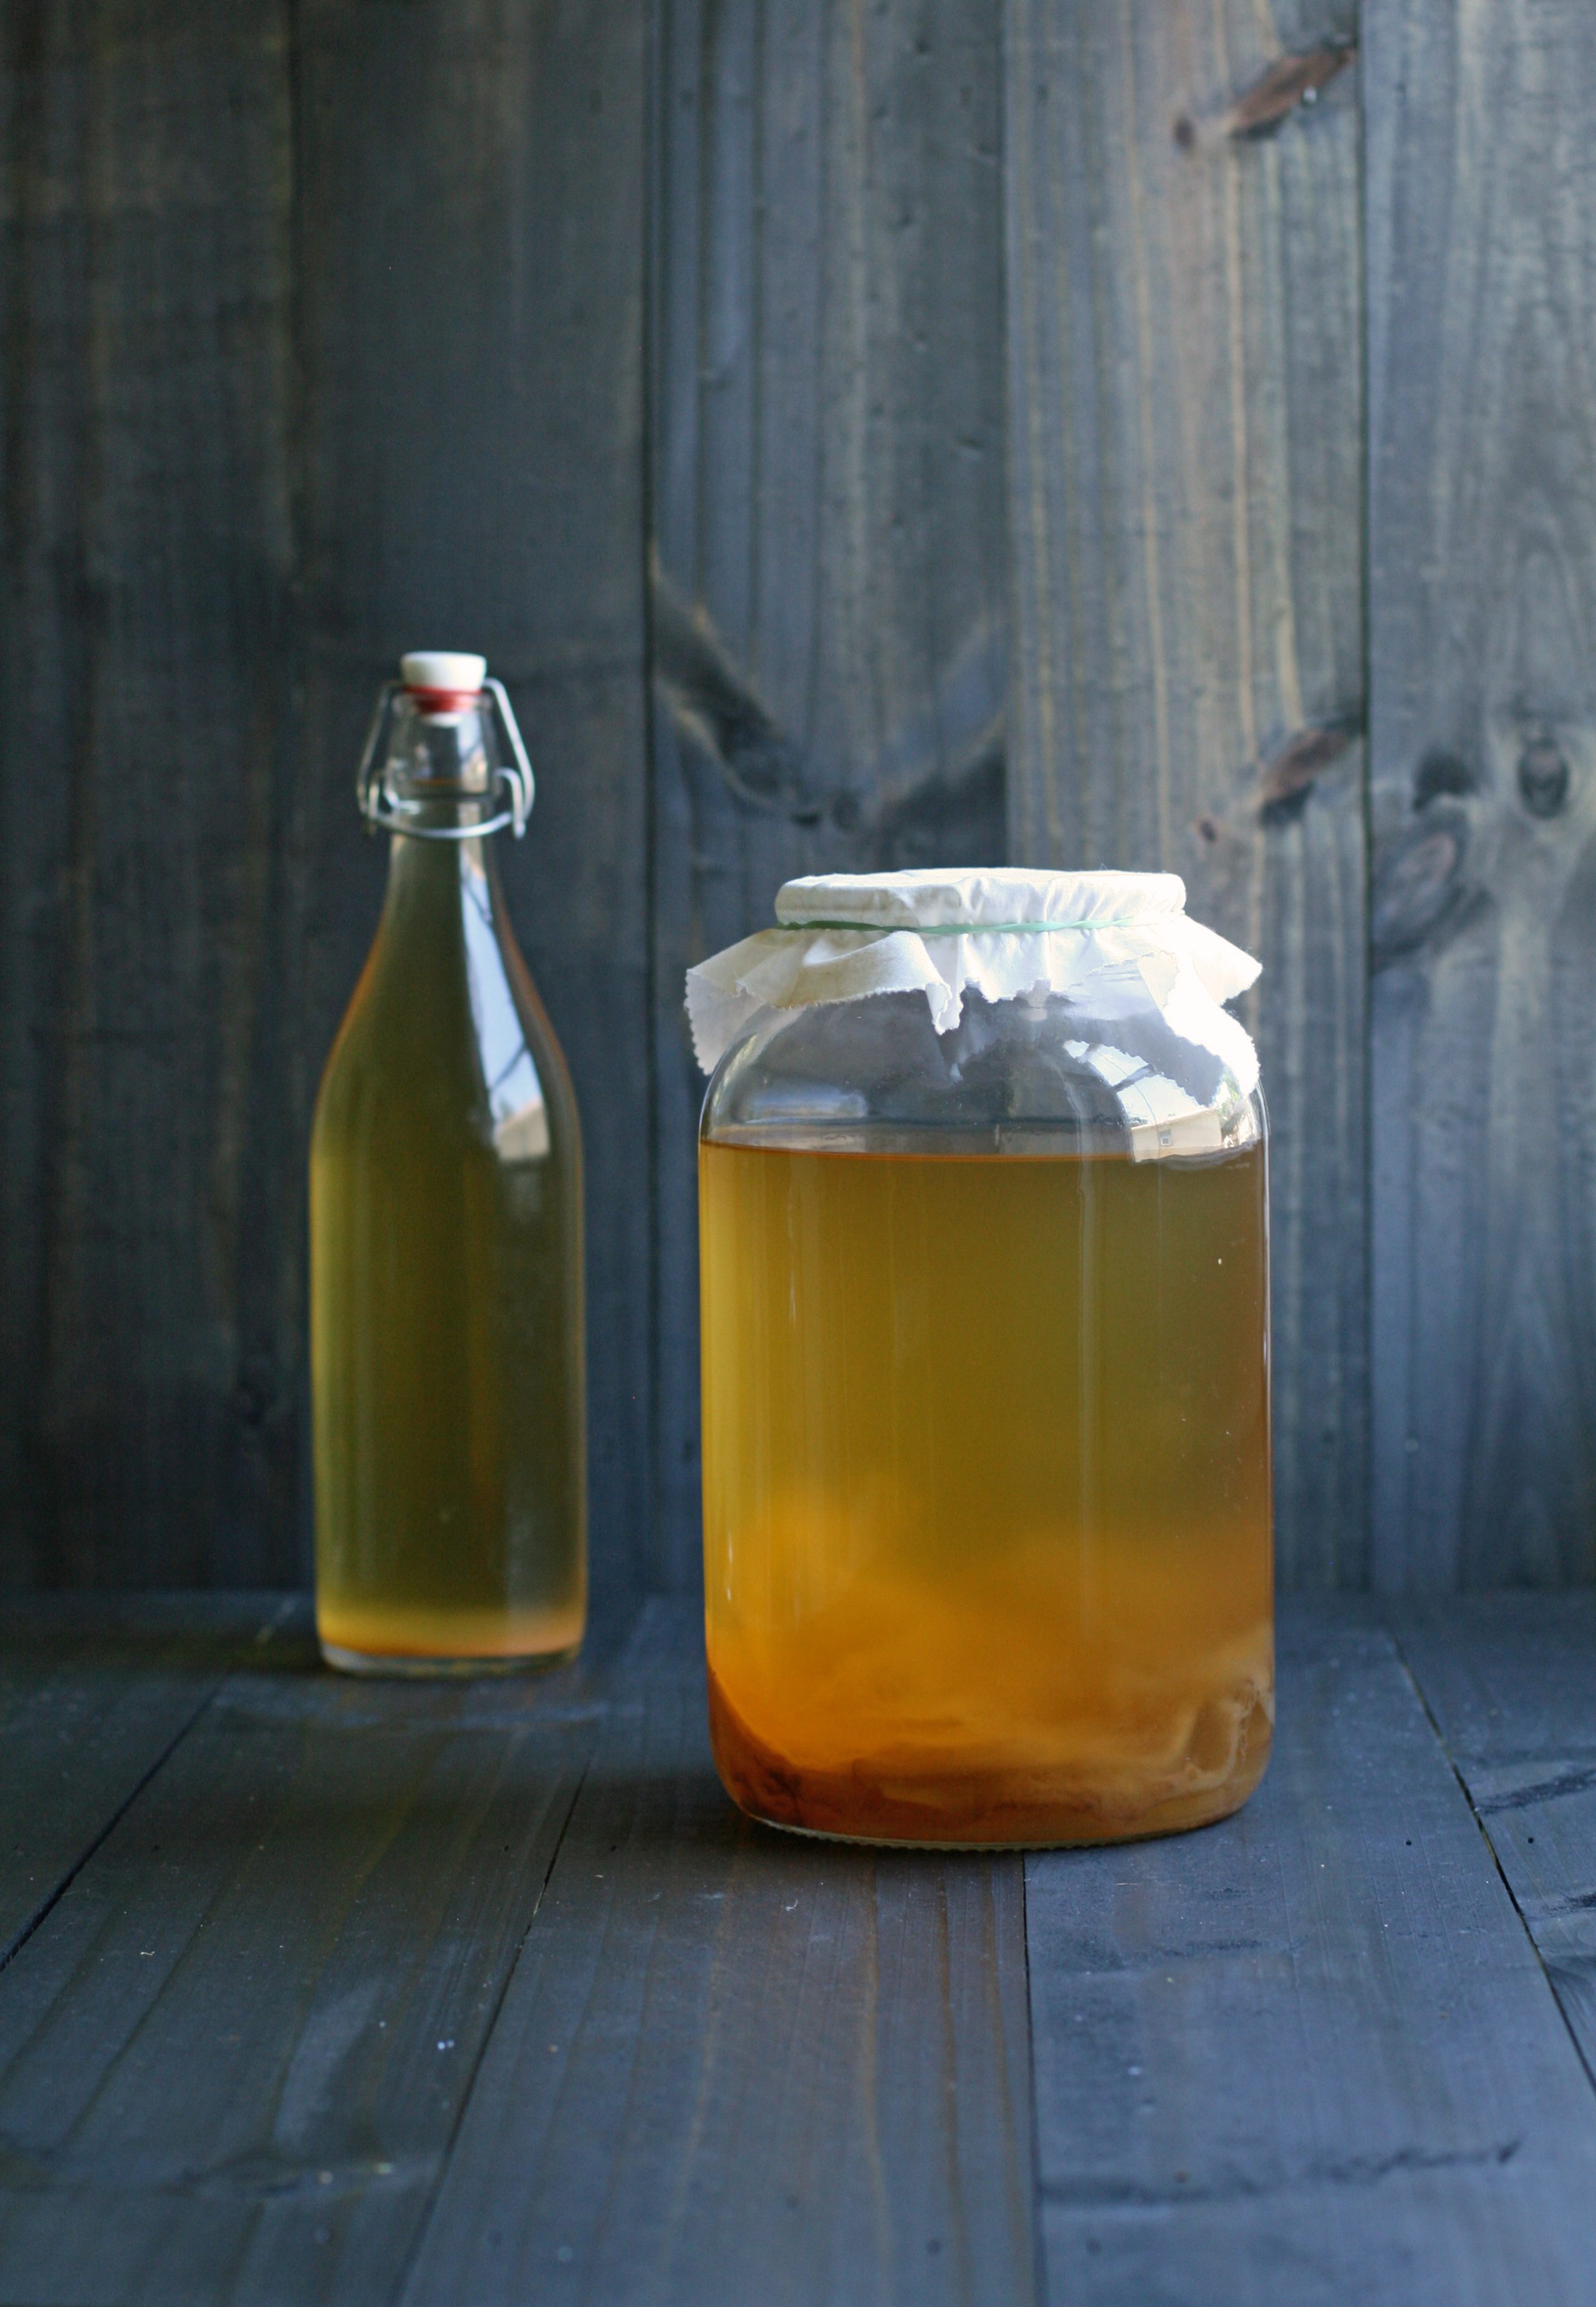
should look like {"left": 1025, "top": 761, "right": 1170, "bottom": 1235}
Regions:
{"left": 320, "top": 1639, "right": 581, "bottom": 1680}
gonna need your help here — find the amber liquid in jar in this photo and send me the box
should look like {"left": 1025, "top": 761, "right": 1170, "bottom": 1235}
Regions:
{"left": 699, "top": 1137, "right": 1272, "bottom": 1844}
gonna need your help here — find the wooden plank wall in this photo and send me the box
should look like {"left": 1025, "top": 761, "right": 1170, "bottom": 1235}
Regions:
{"left": 2, "top": 0, "right": 1595, "bottom": 1597}
{"left": 293, "top": 0, "right": 652, "bottom": 1637}
{"left": 0, "top": 2, "right": 299, "bottom": 1590}
{"left": 647, "top": 0, "right": 1009, "bottom": 1584}
{"left": 0, "top": 1, "right": 653, "bottom": 1632}
{"left": 1004, "top": 0, "right": 1367, "bottom": 1591}
{"left": 1365, "top": 0, "right": 1596, "bottom": 1591}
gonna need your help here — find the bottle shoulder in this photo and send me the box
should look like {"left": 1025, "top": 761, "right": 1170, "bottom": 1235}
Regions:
{"left": 493, "top": 911, "right": 580, "bottom": 1148}
{"left": 312, "top": 845, "right": 580, "bottom": 1173}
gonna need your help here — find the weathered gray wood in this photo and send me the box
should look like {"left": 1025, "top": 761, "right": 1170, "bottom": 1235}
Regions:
{"left": 0, "top": 1634, "right": 598, "bottom": 2306}
{"left": 1004, "top": 1, "right": 1367, "bottom": 1589}
{"left": 1026, "top": 1599, "right": 1596, "bottom": 2306}
{"left": 294, "top": 0, "right": 651, "bottom": 1640}
{"left": 0, "top": 1596, "right": 294, "bottom": 1964}
{"left": 0, "top": 2, "right": 652, "bottom": 1614}
{"left": 11, "top": 1596, "right": 1596, "bottom": 2306}
{"left": 0, "top": 1, "right": 301, "bottom": 1586}
{"left": 1366, "top": 1, "right": 1596, "bottom": 1589}
{"left": 11, "top": 1, "right": 1596, "bottom": 1614}
{"left": 401, "top": 1601, "right": 1037, "bottom": 2307}
{"left": 647, "top": 0, "right": 1009, "bottom": 1587}
{"left": 1396, "top": 1592, "right": 1596, "bottom": 2078}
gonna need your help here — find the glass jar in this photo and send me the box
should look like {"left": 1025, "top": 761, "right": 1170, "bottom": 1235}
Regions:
{"left": 693, "top": 870, "right": 1271, "bottom": 1846}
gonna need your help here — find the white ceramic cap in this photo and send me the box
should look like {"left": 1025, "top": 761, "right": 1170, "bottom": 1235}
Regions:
{"left": 400, "top": 651, "right": 486, "bottom": 694}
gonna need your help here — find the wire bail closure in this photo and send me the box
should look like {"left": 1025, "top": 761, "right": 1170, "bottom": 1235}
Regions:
{"left": 357, "top": 678, "right": 536, "bottom": 842}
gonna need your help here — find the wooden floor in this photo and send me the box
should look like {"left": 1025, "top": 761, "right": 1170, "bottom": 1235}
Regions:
{"left": 1, "top": 1594, "right": 1595, "bottom": 2306}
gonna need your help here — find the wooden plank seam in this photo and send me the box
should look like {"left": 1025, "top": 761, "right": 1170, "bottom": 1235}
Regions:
{"left": 385, "top": 1715, "right": 603, "bottom": 2306}
{"left": 1388, "top": 1621, "right": 1596, "bottom": 2100}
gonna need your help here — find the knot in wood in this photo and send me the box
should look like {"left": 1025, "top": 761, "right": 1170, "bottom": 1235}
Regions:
{"left": 1371, "top": 806, "right": 1469, "bottom": 965}
{"left": 1517, "top": 738, "right": 1569, "bottom": 819}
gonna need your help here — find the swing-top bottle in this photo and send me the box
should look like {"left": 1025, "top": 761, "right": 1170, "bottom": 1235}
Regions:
{"left": 310, "top": 652, "right": 585, "bottom": 1672}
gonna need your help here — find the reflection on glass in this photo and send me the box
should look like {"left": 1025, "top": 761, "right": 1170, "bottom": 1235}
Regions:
{"left": 461, "top": 853, "right": 549, "bottom": 1161}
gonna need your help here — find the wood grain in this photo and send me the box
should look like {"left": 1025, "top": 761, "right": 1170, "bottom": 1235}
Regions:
{"left": 0, "top": 1632, "right": 598, "bottom": 2307}
{"left": 401, "top": 1602, "right": 1037, "bottom": 2307}
{"left": 1026, "top": 1598, "right": 1596, "bottom": 2306}
{"left": 1365, "top": 0, "right": 1596, "bottom": 1590}
{"left": 0, "top": 1, "right": 301, "bottom": 1586}
{"left": 294, "top": 0, "right": 651, "bottom": 1639}
{"left": 647, "top": 0, "right": 1009, "bottom": 1587}
{"left": 1004, "top": 0, "right": 1367, "bottom": 1589}
{"left": 1396, "top": 1592, "right": 1596, "bottom": 2077}
{"left": 6, "top": 1599, "right": 1596, "bottom": 2301}
{"left": 0, "top": 1594, "right": 293, "bottom": 1965}
{"left": 0, "top": 2, "right": 651, "bottom": 1618}
{"left": 10, "top": 4, "right": 1596, "bottom": 1609}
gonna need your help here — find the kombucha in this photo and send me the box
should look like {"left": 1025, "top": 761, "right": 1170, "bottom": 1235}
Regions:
{"left": 311, "top": 834, "right": 584, "bottom": 1670}
{"left": 698, "top": 1137, "right": 1271, "bottom": 1843}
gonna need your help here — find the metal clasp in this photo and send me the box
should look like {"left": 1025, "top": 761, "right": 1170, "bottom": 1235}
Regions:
{"left": 357, "top": 677, "right": 536, "bottom": 841}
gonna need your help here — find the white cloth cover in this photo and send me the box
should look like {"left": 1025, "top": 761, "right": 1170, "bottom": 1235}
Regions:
{"left": 685, "top": 867, "right": 1261, "bottom": 1096}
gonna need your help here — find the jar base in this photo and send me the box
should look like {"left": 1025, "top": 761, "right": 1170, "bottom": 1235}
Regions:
{"left": 728, "top": 1776, "right": 1265, "bottom": 1851}
{"left": 708, "top": 1663, "right": 1271, "bottom": 1849}
{"left": 319, "top": 1639, "right": 580, "bottom": 1680}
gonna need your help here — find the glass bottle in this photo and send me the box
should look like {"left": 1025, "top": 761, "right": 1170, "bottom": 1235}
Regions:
{"left": 311, "top": 652, "right": 585, "bottom": 1673}
{"left": 693, "top": 872, "right": 1271, "bottom": 1845}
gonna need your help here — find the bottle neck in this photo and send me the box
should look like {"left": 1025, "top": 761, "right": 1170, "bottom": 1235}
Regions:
{"left": 374, "top": 811, "right": 512, "bottom": 1001}
{"left": 382, "top": 814, "right": 507, "bottom": 912}
{"left": 388, "top": 789, "right": 507, "bottom": 840}
{"left": 364, "top": 689, "right": 524, "bottom": 842}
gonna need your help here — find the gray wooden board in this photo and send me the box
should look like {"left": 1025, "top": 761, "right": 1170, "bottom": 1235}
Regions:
{"left": 1, "top": 0, "right": 652, "bottom": 1614}
{"left": 8, "top": 1599, "right": 1596, "bottom": 2303}
{"left": 1396, "top": 1592, "right": 1596, "bottom": 2084}
{"left": 0, "top": 1625, "right": 600, "bottom": 2307}
{"left": 1003, "top": 0, "right": 1368, "bottom": 1590}
{"left": 0, "top": 1596, "right": 296, "bottom": 1966}
{"left": 0, "top": 0, "right": 301, "bottom": 1587}
{"left": 294, "top": 0, "right": 652, "bottom": 1640}
{"left": 647, "top": 0, "right": 1009, "bottom": 1589}
{"left": 1365, "top": 0, "right": 1596, "bottom": 1589}
{"left": 1026, "top": 1599, "right": 1596, "bottom": 2307}
{"left": 401, "top": 1600, "right": 1037, "bottom": 2307}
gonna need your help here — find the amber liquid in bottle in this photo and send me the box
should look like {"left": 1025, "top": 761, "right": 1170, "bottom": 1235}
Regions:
{"left": 311, "top": 829, "right": 584, "bottom": 1670}
{"left": 699, "top": 1137, "right": 1271, "bottom": 1843}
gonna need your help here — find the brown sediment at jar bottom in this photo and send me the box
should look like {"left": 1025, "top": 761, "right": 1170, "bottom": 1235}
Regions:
{"left": 706, "top": 1666, "right": 1272, "bottom": 1849}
